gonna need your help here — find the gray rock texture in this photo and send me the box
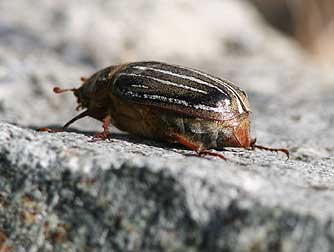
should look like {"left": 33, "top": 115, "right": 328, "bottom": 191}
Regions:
{"left": 1, "top": 0, "right": 334, "bottom": 251}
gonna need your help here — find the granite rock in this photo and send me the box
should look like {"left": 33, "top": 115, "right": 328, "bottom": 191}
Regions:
{"left": 0, "top": 0, "right": 334, "bottom": 251}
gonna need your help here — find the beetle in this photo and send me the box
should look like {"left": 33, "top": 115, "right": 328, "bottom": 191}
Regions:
{"left": 52, "top": 61, "right": 289, "bottom": 159}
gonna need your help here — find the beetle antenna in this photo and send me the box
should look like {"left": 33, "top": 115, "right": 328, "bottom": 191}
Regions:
{"left": 53, "top": 86, "right": 78, "bottom": 94}
{"left": 63, "top": 110, "right": 89, "bottom": 129}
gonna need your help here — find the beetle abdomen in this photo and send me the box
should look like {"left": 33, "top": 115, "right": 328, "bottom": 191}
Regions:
{"left": 112, "top": 61, "right": 251, "bottom": 121}
{"left": 160, "top": 112, "right": 251, "bottom": 149}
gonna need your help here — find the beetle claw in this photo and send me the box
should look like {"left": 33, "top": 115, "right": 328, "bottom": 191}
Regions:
{"left": 90, "top": 132, "right": 111, "bottom": 142}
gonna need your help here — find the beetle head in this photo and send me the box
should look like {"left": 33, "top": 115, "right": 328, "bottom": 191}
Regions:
{"left": 54, "top": 81, "right": 93, "bottom": 111}
{"left": 53, "top": 66, "right": 115, "bottom": 128}
{"left": 53, "top": 84, "right": 91, "bottom": 128}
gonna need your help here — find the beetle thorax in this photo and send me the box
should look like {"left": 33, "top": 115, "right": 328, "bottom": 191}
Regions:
{"left": 75, "top": 66, "right": 116, "bottom": 110}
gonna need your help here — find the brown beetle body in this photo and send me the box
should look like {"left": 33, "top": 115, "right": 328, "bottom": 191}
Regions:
{"left": 53, "top": 61, "right": 288, "bottom": 159}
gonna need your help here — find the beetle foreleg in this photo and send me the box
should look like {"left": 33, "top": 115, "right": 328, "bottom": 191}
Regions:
{"left": 169, "top": 133, "right": 226, "bottom": 160}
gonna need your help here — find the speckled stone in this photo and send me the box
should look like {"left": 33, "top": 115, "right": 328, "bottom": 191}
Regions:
{"left": 1, "top": 0, "right": 334, "bottom": 251}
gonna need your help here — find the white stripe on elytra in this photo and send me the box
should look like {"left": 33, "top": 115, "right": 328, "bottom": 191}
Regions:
{"left": 133, "top": 65, "right": 232, "bottom": 107}
{"left": 131, "top": 84, "right": 149, "bottom": 89}
{"left": 124, "top": 90, "right": 190, "bottom": 106}
{"left": 119, "top": 72, "right": 207, "bottom": 94}
{"left": 180, "top": 66, "right": 246, "bottom": 113}
{"left": 154, "top": 64, "right": 246, "bottom": 113}
{"left": 124, "top": 90, "right": 228, "bottom": 114}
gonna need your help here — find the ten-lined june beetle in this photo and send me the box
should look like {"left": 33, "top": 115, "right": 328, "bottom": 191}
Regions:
{"left": 53, "top": 61, "right": 289, "bottom": 159}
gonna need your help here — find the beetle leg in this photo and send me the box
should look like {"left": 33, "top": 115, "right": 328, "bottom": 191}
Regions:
{"left": 169, "top": 133, "right": 226, "bottom": 160}
{"left": 250, "top": 139, "right": 289, "bottom": 158}
{"left": 252, "top": 144, "right": 289, "bottom": 159}
{"left": 93, "top": 115, "right": 112, "bottom": 140}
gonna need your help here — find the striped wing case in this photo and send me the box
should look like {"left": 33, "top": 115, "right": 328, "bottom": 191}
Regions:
{"left": 112, "top": 61, "right": 250, "bottom": 121}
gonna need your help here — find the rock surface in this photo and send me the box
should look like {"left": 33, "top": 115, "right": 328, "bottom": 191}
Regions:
{"left": 1, "top": 0, "right": 334, "bottom": 251}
